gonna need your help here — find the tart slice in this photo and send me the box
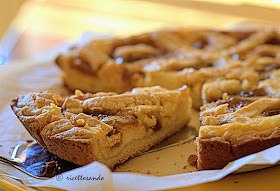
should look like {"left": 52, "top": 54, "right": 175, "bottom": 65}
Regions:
{"left": 196, "top": 95, "right": 280, "bottom": 170}
{"left": 10, "top": 86, "right": 191, "bottom": 169}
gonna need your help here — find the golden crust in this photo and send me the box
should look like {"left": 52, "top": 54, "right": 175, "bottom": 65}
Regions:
{"left": 196, "top": 95, "right": 280, "bottom": 170}
{"left": 11, "top": 86, "right": 191, "bottom": 169}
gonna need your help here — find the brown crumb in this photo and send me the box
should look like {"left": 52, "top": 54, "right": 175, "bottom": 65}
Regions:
{"left": 26, "top": 140, "right": 33, "bottom": 143}
{"left": 180, "top": 154, "right": 184, "bottom": 158}
{"left": 187, "top": 154, "right": 198, "bottom": 167}
{"left": 156, "top": 156, "right": 160, "bottom": 160}
{"left": 174, "top": 163, "right": 177, "bottom": 165}
{"left": 147, "top": 170, "right": 151, "bottom": 175}
{"left": 137, "top": 171, "right": 140, "bottom": 173}
{"left": 0, "top": 144, "right": 2, "bottom": 148}
{"left": 183, "top": 165, "right": 188, "bottom": 169}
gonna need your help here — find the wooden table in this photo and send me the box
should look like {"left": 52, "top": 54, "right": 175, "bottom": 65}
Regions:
{"left": 1, "top": 0, "right": 280, "bottom": 190}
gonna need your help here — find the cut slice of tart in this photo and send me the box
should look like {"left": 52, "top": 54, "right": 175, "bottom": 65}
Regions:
{"left": 196, "top": 95, "right": 280, "bottom": 170}
{"left": 10, "top": 86, "right": 191, "bottom": 169}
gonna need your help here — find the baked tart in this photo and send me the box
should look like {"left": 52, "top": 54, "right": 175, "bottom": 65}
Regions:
{"left": 10, "top": 86, "right": 191, "bottom": 169}
{"left": 11, "top": 24, "right": 280, "bottom": 172}
{"left": 56, "top": 27, "right": 279, "bottom": 109}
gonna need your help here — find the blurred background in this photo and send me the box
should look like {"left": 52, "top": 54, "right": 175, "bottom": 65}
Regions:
{"left": 1, "top": 0, "right": 280, "bottom": 64}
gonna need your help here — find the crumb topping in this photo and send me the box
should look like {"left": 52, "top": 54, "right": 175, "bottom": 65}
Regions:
{"left": 11, "top": 86, "right": 191, "bottom": 151}
{"left": 199, "top": 96, "right": 280, "bottom": 144}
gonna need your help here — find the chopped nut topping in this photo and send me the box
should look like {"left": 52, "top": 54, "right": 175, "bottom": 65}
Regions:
{"left": 84, "top": 123, "right": 90, "bottom": 129}
{"left": 222, "top": 93, "right": 229, "bottom": 100}
{"left": 54, "top": 94, "right": 62, "bottom": 99}
{"left": 77, "top": 119, "right": 85, "bottom": 126}
{"left": 50, "top": 103, "right": 56, "bottom": 107}
{"left": 75, "top": 90, "right": 83, "bottom": 96}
